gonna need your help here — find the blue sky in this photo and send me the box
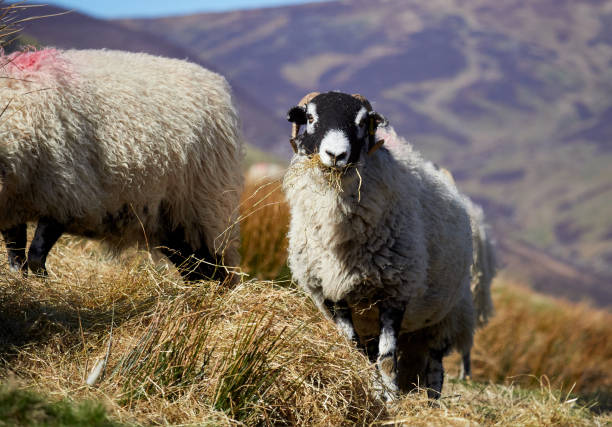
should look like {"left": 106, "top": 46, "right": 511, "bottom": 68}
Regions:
{"left": 45, "top": 0, "right": 330, "bottom": 19}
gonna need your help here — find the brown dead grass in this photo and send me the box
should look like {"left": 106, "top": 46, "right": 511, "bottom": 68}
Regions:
{"left": 454, "top": 273, "right": 612, "bottom": 396}
{"left": 0, "top": 243, "right": 608, "bottom": 425}
{"left": 239, "top": 178, "right": 291, "bottom": 281}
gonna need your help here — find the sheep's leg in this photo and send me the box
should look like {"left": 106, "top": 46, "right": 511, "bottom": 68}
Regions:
{"left": 425, "top": 348, "right": 445, "bottom": 399}
{"left": 376, "top": 300, "right": 404, "bottom": 400}
{"left": 27, "top": 218, "right": 64, "bottom": 277}
{"left": 459, "top": 351, "right": 471, "bottom": 380}
{"left": 2, "top": 223, "right": 28, "bottom": 274}
{"left": 324, "top": 299, "right": 359, "bottom": 343}
{"left": 365, "top": 336, "right": 380, "bottom": 363}
{"left": 160, "top": 225, "right": 226, "bottom": 283}
{"left": 161, "top": 243, "right": 225, "bottom": 283}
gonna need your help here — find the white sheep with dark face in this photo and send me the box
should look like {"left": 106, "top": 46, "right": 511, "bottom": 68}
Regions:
{"left": 283, "top": 91, "right": 475, "bottom": 400}
{"left": 0, "top": 48, "right": 243, "bottom": 282}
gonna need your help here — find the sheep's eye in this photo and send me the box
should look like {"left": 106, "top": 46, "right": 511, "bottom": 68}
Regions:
{"left": 307, "top": 114, "right": 314, "bottom": 124}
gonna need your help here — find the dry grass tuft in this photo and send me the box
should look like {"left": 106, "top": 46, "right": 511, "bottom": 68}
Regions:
{"left": 1, "top": 2, "right": 65, "bottom": 48}
{"left": 239, "top": 178, "right": 291, "bottom": 281}
{"left": 385, "top": 377, "right": 605, "bottom": 426}
{"left": 1, "top": 1, "right": 25, "bottom": 44}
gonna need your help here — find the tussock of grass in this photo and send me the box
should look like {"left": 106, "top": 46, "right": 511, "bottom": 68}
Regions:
{"left": 385, "top": 377, "right": 604, "bottom": 426}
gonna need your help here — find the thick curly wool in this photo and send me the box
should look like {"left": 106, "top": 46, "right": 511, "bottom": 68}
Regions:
{"left": 283, "top": 126, "right": 474, "bottom": 342}
{"left": 0, "top": 49, "right": 243, "bottom": 266}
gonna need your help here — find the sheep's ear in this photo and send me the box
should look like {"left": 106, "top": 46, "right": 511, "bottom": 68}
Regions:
{"left": 367, "top": 111, "right": 388, "bottom": 156}
{"left": 287, "top": 106, "right": 307, "bottom": 125}
{"left": 368, "top": 111, "right": 388, "bottom": 131}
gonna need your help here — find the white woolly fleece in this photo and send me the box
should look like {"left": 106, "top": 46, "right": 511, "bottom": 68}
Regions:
{"left": 0, "top": 49, "right": 244, "bottom": 266}
{"left": 283, "top": 125, "right": 475, "bottom": 353}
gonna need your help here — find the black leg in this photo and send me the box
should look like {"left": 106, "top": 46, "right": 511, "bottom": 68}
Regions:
{"left": 27, "top": 218, "right": 64, "bottom": 276}
{"left": 2, "top": 223, "right": 28, "bottom": 274}
{"left": 376, "top": 300, "right": 404, "bottom": 400}
{"left": 460, "top": 351, "right": 472, "bottom": 380}
{"left": 160, "top": 225, "right": 226, "bottom": 283}
{"left": 364, "top": 336, "right": 380, "bottom": 363}
{"left": 425, "top": 347, "right": 445, "bottom": 400}
{"left": 324, "top": 299, "right": 360, "bottom": 344}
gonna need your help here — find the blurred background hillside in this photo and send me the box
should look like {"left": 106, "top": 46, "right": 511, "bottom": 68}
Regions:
{"left": 7, "top": 0, "right": 611, "bottom": 306}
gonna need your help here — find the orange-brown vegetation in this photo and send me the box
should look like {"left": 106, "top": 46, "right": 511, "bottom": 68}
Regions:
{"left": 239, "top": 177, "right": 290, "bottom": 281}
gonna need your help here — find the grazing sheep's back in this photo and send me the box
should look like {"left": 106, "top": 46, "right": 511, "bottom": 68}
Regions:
{"left": 0, "top": 49, "right": 243, "bottom": 265}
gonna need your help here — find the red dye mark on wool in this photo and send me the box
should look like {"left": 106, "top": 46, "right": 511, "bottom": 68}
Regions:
{"left": 5, "top": 48, "right": 63, "bottom": 70}
{"left": 1, "top": 48, "right": 73, "bottom": 82}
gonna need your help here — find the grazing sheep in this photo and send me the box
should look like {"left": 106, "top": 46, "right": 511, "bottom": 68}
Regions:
{"left": 0, "top": 48, "right": 243, "bottom": 282}
{"left": 283, "top": 91, "right": 475, "bottom": 399}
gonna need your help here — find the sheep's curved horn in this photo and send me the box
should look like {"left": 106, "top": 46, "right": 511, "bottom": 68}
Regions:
{"left": 290, "top": 92, "right": 321, "bottom": 151}
{"left": 298, "top": 91, "right": 320, "bottom": 107}
{"left": 351, "top": 93, "right": 372, "bottom": 112}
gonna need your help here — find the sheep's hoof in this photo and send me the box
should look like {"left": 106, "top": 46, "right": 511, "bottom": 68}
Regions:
{"left": 28, "top": 258, "right": 48, "bottom": 277}
{"left": 372, "top": 364, "right": 399, "bottom": 402}
{"left": 427, "top": 387, "right": 442, "bottom": 400}
{"left": 373, "top": 381, "right": 399, "bottom": 402}
{"left": 8, "top": 258, "right": 28, "bottom": 276}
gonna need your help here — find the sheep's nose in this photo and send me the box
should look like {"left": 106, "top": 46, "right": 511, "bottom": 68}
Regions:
{"left": 319, "top": 129, "right": 351, "bottom": 167}
{"left": 325, "top": 150, "right": 347, "bottom": 165}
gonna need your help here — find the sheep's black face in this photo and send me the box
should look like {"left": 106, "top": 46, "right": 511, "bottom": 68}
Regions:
{"left": 287, "top": 92, "right": 386, "bottom": 169}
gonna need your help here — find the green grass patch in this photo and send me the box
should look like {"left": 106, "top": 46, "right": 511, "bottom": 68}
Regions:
{"left": 0, "top": 385, "right": 124, "bottom": 427}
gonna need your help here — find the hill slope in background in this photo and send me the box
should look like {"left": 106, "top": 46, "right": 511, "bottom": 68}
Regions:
{"left": 9, "top": 2, "right": 612, "bottom": 305}
{"left": 117, "top": 0, "right": 612, "bottom": 304}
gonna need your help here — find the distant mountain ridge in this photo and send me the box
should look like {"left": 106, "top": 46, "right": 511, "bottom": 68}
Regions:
{"left": 9, "top": 1, "right": 612, "bottom": 305}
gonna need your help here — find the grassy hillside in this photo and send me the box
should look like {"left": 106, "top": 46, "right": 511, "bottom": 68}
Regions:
{"left": 0, "top": 178, "right": 609, "bottom": 425}
{"left": 119, "top": 0, "right": 612, "bottom": 304}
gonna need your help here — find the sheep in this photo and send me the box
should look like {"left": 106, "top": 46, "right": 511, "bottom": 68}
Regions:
{"left": 0, "top": 48, "right": 243, "bottom": 282}
{"left": 283, "top": 91, "right": 476, "bottom": 400}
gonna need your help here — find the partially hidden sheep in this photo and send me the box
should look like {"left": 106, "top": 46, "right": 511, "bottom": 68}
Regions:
{"left": 283, "top": 91, "right": 475, "bottom": 400}
{"left": 430, "top": 164, "right": 497, "bottom": 378}
{"left": 0, "top": 48, "right": 243, "bottom": 282}
{"left": 460, "top": 195, "right": 497, "bottom": 378}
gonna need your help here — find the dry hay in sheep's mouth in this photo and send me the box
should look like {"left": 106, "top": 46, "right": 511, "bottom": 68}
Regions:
{"left": 287, "top": 153, "right": 362, "bottom": 196}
